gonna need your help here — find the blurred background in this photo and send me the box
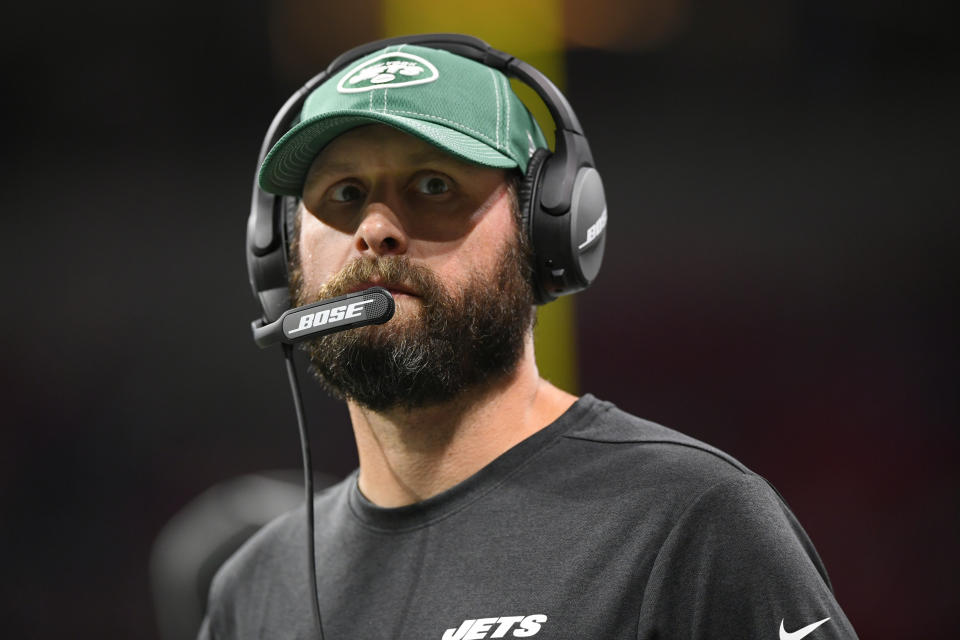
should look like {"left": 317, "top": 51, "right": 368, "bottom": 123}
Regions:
{"left": 1, "top": 0, "right": 957, "bottom": 638}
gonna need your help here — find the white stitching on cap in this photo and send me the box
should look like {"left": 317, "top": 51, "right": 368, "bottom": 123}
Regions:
{"left": 490, "top": 67, "right": 501, "bottom": 149}
{"left": 503, "top": 73, "right": 511, "bottom": 153}
{"left": 383, "top": 44, "right": 405, "bottom": 114}
{"left": 384, "top": 42, "right": 407, "bottom": 113}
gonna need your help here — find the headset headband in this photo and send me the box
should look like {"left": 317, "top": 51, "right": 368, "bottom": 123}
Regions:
{"left": 248, "top": 33, "right": 605, "bottom": 324}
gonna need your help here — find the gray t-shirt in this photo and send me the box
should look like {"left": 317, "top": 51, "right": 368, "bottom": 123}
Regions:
{"left": 200, "top": 395, "right": 857, "bottom": 639}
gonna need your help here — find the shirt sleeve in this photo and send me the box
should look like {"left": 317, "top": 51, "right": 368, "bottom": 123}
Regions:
{"left": 636, "top": 473, "right": 858, "bottom": 640}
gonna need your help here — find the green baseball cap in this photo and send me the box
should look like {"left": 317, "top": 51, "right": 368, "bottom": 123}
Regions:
{"left": 258, "top": 44, "right": 549, "bottom": 196}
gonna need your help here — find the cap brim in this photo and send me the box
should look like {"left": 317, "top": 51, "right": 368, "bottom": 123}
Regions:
{"left": 259, "top": 112, "right": 518, "bottom": 196}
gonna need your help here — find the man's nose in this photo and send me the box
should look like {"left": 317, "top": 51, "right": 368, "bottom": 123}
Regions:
{"left": 355, "top": 203, "right": 409, "bottom": 257}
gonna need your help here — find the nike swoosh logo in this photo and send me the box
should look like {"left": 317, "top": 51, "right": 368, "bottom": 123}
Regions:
{"left": 780, "top": 617, "right": 831, "bottom": 640}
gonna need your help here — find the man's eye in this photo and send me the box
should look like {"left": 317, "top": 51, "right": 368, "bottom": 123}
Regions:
{"left": 330, "top": 183, "right": 364, "bottom": 202}
{"left": 416, "top": 175, "right": 450, "bottom": 195}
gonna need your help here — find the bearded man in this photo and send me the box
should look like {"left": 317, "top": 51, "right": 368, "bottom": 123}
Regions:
{"left": 200, "top": 40, "right": 858, "bottom": 640}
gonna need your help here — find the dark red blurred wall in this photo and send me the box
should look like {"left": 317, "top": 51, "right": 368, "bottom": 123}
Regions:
{"left": 1, "top": 1, "right": 956, "bottom": 638}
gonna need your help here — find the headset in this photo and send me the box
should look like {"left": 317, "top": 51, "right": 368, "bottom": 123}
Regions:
{"left": 246, "top": 32, "right": 608, "bottom": 329}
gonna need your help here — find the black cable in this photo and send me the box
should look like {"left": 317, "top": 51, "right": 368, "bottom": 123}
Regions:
{"left": 282, "top": 343, "right": 326, "bottom": 640}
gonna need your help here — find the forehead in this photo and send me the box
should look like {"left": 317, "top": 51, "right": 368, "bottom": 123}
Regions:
{"left": 306, "top": 123, "right": 482, "bottom": 178}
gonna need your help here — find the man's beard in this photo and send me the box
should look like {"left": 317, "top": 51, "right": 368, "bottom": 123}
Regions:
{"left": 289, "top": 236, "right": 534, "bottom": 412}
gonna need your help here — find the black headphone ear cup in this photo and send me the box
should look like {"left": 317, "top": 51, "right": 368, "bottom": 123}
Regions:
{"left": 522, "top": 155, "right": 608, "bottom": 305}
{"left": 518, "top": 149, "right": 551, "bottom": 303}
{"left": 518, "top": 148, "right": 551, "bottom": 232}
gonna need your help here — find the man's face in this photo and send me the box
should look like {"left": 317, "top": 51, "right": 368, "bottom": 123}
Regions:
{"left": 290, "top": 124, "right": 534, "bottom": 411}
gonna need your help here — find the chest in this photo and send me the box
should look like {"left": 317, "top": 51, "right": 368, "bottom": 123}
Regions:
{"left": 312, "top": 508, "right": 661, "bottom": 639}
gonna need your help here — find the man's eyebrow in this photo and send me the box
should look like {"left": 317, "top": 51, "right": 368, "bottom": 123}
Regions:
{"left": 307, "top": 161, "right": 357, "bottom": 177}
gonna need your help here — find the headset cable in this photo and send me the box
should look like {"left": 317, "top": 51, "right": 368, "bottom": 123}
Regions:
{"left": 282, "top": 343, "right": 326, "bottom": 640}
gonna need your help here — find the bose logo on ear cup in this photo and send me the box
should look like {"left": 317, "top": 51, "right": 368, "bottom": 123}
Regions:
{"left": 578, "top": 208, "right": 607, "bottom": 252}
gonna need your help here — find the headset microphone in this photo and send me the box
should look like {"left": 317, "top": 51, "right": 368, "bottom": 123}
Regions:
{"left": 251, "top": 287, "right": 395, "bottom": 348}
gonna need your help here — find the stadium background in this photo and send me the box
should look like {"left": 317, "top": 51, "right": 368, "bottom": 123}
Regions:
{"left": 1, "top": 1, "right": 956, "bottom": 638}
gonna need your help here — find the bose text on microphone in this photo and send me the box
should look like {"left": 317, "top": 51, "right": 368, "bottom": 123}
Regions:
{"left": 251, "top": 287, "right": 395, "bottom": 348}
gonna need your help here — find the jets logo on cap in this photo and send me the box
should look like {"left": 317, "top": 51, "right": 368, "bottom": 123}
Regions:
{"left": 337, "top": 52, "right": 440, "bottom": 93}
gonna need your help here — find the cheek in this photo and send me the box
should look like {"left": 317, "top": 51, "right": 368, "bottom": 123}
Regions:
{"left": 297, "top": 216, "right": 354, "bottom": 295}
{"left": 429, "top": 202, "right": 516, "bottom": 287}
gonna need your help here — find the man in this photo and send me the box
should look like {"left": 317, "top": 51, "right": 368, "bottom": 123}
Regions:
{"left": 201, "top": 41, "right": 857, "bottom": 639}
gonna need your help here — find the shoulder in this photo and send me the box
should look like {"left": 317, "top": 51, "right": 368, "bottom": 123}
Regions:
{"left": 558, "top": 394, "right": 821, "bottom": 552}
{"left": 211, "top": 504, "right": 303, "bottom": 590}
{"left": 204, "top": 476, "right": 352, "bottom": 628}
{"left": 557, "top": 394, "right": 755, "bottom": 494}
{"left": 552, "top": 394, "right": 825, "bottom": 553}
{"left": 205, "top": 502, "right": 304, "bottom": 619}
{"left": 559, "top": 400, "right": 854, "bottom": 634}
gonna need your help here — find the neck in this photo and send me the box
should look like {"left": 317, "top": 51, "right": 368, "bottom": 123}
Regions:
{"left": 347, "top": 335, "right": 577, "bottom": 507}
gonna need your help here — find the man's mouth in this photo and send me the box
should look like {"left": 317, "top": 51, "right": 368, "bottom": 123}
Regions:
{"left": 346, "top": 281, "right": 420, "bottom": 299}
